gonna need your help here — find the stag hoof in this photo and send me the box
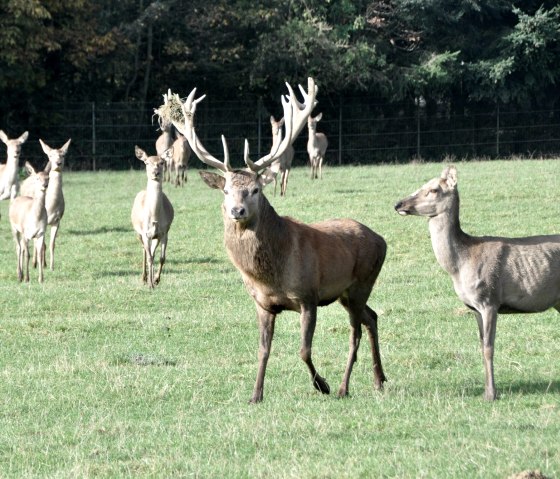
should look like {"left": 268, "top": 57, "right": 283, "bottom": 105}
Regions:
{"left": 313, "top": 375, "right": 330, "bottom": 394}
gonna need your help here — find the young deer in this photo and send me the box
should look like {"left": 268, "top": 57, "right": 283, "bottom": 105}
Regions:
{"left": 9, "top": 162, "right": 49, "bottom": 283}
{"left": 0, "top": 130, "right": 29, "bottom": 200}
{"left": 157, "top": 78, "right": 387, "bottom": 403}
{"left": 155, "top": 117, "right": 175, "bottom": 183}
{"left": 131, "top": 146, "right": 174, "bottom": 288}
{"left": 267, "top": 116, "right": 294, "bottom": 197}
{"left": 307, "top": 113, "right": 327, "bottom": 180}
{"left": 21, "top": 139, "right": 71, "bottom": 271}
{"left": 395, "top": 166, "right": 560, "bottom": 400}
{"left": 171, "top": 133, "right": 191, "bottom": 187}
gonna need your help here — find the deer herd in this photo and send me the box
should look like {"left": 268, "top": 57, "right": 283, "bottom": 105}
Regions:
{"left": 0, "top": 77, "right": 558, "bottom": 404}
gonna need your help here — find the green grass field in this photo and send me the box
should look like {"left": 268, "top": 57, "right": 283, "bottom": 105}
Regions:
{"left": 0, "top": 159, "right": 558, "bottom": 478}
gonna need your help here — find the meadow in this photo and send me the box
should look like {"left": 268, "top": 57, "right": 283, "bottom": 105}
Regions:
{"left": 0, "top": 159, "right": 558, "bottom": 478}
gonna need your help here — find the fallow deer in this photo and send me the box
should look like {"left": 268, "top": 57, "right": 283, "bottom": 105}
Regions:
{"left": 131, "top": 146, "right": 174, "bottom": 288}
{"left": 395, "top": 166, "right": 560, "bottom": 400}
{"left": 267, "top": 116, "right": 294, "bottom": 197}
{"left": 155, "top": 117, "right": 175, "bottom": 183}
{"left": 307, "top": 113, "right": 327, "bottom": 180}
{"left": 0, "top": 130, "right": 29, "bottom": 200}
{"left": 156, "top": 78, "right": 387, "bottom": 403}
{"left": 9, "top": 162, "right": 49, "bottom": 283}
{"left": 21, "top": 139, "right": 71, "bottom": 271}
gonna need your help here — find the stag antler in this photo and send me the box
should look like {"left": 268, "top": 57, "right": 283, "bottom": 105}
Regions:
{"left": 155, "top": 78, "right": 318, "bottom": 174}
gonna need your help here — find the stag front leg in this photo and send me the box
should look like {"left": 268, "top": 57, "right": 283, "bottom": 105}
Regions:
{"left": 300, "top": 304, "right": 330, "bottom": 395}
{"left": 251, "top": 304, "right": 276, "bottom": 404}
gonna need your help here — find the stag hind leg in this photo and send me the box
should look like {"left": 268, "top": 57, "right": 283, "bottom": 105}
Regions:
{"left": 300, "top": 304, "right": 330, "bottom": 395}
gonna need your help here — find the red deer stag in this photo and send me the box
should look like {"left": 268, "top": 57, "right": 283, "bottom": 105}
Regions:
{"left": 395, "top": 166, "right": 560, "bottom": 400}
{"left": 156, "top": 78, "right": 387, "bottom": 403}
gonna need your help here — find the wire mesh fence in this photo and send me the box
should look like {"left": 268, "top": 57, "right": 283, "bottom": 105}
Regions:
{"left": 5, "top": 97, "right": 560, "bottom": 170}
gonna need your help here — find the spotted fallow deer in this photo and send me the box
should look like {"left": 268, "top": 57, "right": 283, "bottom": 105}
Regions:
{"left": 0, "top": 130, "right": 29, "bottom": 200}
{"left": 267, "top": 116, "right": 294, "bottom": 197}
{"left": 395, "top": 166, "right": 560, "bottom": 400}
{"left": 156, "top": 78, "right": 387, "bottom": 403}
{"left": 307, "top": 113, "right": 327, "bottom": 180}
{"left": 21, "top": 139, "right": 71, "bottom": 271}
{"left": 131, "top": 146, "right": 174, "bottom": 288}
{"left": 9, "top": 162, "right": 49, "bottom": 283}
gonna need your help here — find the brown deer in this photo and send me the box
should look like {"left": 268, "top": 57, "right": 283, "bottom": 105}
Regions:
{"left": 155, "top": 117, "right": 175, "bottom": 182}
{"left": 131, "top": 146, "right": 175, "bottom": 288}
{"left": 267, "top": 115, "right": 294, "bottom": 197}
{"left": 156, "top": 78, "right": 387, "bottom": 403}
{"left": 171, "top": 133, "right": 191, "bottom": 187}
{"left": 21, "top": 139, "right": 71, "bottom": 271}
{"left": 307, "top": 113, "right": 327, "bottom": 180}
{"left": 9, "top": 162, "right": 49, "bottom": 283}
{"left": 395, "top": 166, "right": 560, "bottom": 400}
{"left": 0, "top": 130, "right": 29, "bottom": 200}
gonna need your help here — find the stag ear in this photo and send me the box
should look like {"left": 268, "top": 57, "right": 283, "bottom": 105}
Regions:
{"left": 441, "top": 166, "right": 458, "bottom": 189}
{"left": 199, "top": 170, "right": 225, "bottom": 191}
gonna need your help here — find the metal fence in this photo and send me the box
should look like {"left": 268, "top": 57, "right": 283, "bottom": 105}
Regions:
{"left": 8, "top": 98, "right": 560, "bottom": 170}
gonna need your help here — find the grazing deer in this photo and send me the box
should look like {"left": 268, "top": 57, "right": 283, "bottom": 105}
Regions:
{"left": 21, "top": 139, "right": 71, "bottom": 271}
{"left": 307, "top": 113, "right": 327, "bottom": 180}
{"left": 9, "top": 162, "right": 49, "bottom": 283}
{"left": 171, "top": 133, "right": 191, "bottom": 187}
{"left": 155, "top": 117, "right": 175, "bottom": 182}
{"left": 0, "top": 130, "right": 29, "bottom": 200}
{"left": 395, "top": 166, "right": 560, "bottom": 400}
{"left": 131, "top": 146, "right": 174, "bottom": 288}
{"left": 267, "top": 116, "right": 294, "bottom": 197}
{"left": 157, "top": 78, "right": 387, "bottom": 403}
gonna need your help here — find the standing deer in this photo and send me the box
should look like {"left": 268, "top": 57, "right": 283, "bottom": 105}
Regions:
{"left": 157, "top": 78, "right": 387, "bottom": 403}
{"left": 395, "top": 166, "right": 560, "bottom": 400}
{"left": 131, "top": 146, "right": 174, "bottom": 288}
{"left": 0, "top": 130, "right": 29, "bottom": 200}
{"left": 307, "top": 113, "right": 327, "bottom": 180}
{"left": 21, "top": 139, "right": 71, "bottom": 271}
{"left": 155, "top": 117, "right": 175, "bottom": 183}
{"left": 9, "top": 162, "right": 49, "bottom": 283}
{"left": 267, "top": 116, "right": 294, "bottom": 197}
{"left": 171, "top": 133, "right": 191, "bottom": 187}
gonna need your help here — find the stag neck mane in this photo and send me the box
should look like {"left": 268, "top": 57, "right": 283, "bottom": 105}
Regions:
{"left": 222, "top": 192, "right": 290, "bottom": 284}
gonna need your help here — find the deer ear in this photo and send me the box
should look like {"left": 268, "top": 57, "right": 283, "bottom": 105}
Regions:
{"left": 441, "top": 166, "right": 458, "bottom": 189}
{"left": 315, "top": 112, "right": 322, "bottom": 122}
{"left": 135, "top": 146, "right": 148, "bottom": 163}
{"left": 60, "top": 139, "right": 71, "bottom": 155}
{"left": 18, "top": 131, "right": 29, "bottom": 143}
{"left": 24, "top": 161, "right": 36, "bottom": 176}
{"left": 39, "top": 139, "right": 52, "bottom": 155}
{"left": 0, "top": 130, "right": 7, "bottom": 144}
{"left": 199, "top": 170, "right": 225, "bottom": 190}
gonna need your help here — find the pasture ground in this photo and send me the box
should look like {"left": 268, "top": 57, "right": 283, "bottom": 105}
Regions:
{"left": 0, "top": 160, "right": 559, "bottom": 478}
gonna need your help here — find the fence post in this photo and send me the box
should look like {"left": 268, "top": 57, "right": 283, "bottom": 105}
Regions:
{"left": 338, "top": 96, "right": 342, "bottom": 165}
{"left": 496, "top": 103, "right": 500, "bottom": 158}
{"left": 91, "top": 102, "right": 96, "bottom": 171}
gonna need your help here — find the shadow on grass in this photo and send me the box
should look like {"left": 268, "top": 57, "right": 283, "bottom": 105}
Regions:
{"left": 68, "top": 226, "right": 130, "bottom": 236}
{"left": 462, "top": 380, "right": 560, "bottom": 398}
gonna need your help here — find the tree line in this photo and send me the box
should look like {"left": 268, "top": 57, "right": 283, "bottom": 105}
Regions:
{"left": 1, "top": 0, "right": 559, "bottom": 156}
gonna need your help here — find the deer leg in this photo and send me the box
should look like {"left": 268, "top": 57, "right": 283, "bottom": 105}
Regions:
{"left": 141, "top": 236, "right": 154, "bottom": 287}
{"left": 300, "top": 304, "right": 330, "bottom": 394}
{"left": 147, "top": 238, "right": 160, "bottom": 288}
{"left": 338, "top": 311, "right": 361, "bottom": 397}
{"left": 250, "top": 304, "right": 276, "bottom": 404}
{"left": 36, "top": 236, "right": 45, "bottom": 283}
{"left": 32, "top": 240, "right": 38, "bottom": 268}
{"left": 49, "top": 223, "right": 60, "bottom": 270}
{"left": 14, "top": 235, "right": 23, "bottom": 282}
{"left": 476, "top": 307, "right": 498, "bottom": 401}
{"left": 282, "top": 170, "right": 289, "bottom": 196}
{"left": 154, "top": 234, "right": 167, "bottom": 285}
{"left": 363, "top": 305, "right": 386, "bottom": 389}
{"left": 22, "top": 239, "right": 30, "bottom": 283}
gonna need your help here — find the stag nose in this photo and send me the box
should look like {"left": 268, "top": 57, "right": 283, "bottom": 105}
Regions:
{"left": 231, "top": 207, "right": 246, "bottom": 219}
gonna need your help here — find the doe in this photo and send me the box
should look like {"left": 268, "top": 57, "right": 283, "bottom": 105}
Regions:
{"left": 395, "top": 166, "right": 560, "bottom": 400}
